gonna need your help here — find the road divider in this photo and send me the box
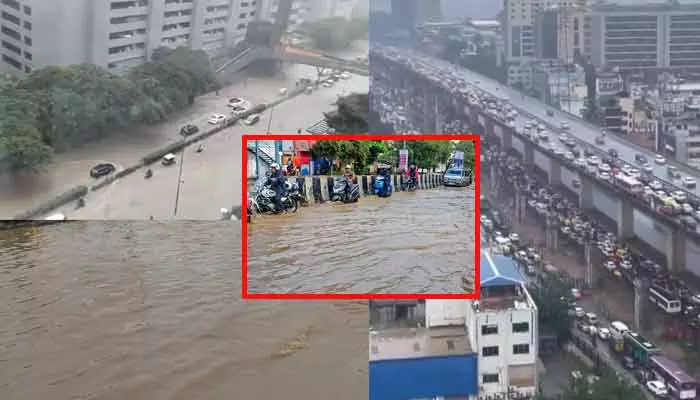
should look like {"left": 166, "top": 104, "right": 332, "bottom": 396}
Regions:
{"left": 293, "top": 173, "right": 444, "bottom": 203}
{"left": 12, "top": 83, "right": 314, "bottom": 220}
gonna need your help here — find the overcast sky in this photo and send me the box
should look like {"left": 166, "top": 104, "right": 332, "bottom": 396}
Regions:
{"left": 441, "top": 0, "right": 502, "bottom": 21}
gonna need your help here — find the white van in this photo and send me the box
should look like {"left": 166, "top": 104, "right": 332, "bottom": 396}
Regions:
{"left": 609, "top": 321, "right": 629, "bottom": 335}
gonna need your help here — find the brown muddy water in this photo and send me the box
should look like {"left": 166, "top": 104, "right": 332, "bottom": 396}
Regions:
{"left": 247, "top": 186, "right": 476, "bottom": 294}
{"left": 0, "top": 221, "right": 367, "bottom": 400}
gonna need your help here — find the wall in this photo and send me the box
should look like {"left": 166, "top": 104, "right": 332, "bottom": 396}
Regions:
{"left": 369, "top": 354, "right": 479, "bottom": 400}
{"left": 425, "top": 299, "right": 468, "bottom": 327}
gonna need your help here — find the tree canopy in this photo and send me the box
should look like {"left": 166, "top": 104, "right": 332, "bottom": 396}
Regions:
{"left": 536, "top": 372, "right": 646, "bottom": 400}
{"left": 304, "top": 17, "right": 368, "bottom": 51}
{"left": 0, "top": 46, "right": 218, "bottom": 173}
{"left": 325, "top": 93, "right": 369, "bottom": 133}
{"left": 528, "top": 273, "right": 574, "bottom": 342}
{"left": 453, "top": 140, "right": 475, "bottom": 170}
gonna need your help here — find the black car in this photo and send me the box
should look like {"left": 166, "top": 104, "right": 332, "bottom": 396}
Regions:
{"left": 635, "top": 153, "right": 647, "bottom": 164}
{"left": 90, "top": 163, "right": 116, "bottom": 178}
{"left": 180, "top": 124, "right": 199, "bottom": 136}
{"left": 607, "top": 148, "right": 618, "bottom": 158}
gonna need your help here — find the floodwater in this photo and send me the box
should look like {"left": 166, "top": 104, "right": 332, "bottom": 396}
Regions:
{"left": 0, "top": 221, "right": 367, "bottom": 400}
{"left": 246, "top": 187, "right": 476, "bottom": 294}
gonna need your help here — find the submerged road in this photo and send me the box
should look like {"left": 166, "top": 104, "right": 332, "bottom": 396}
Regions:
{"left": 57, "top": 70, "right": 367, "bottom": 220}
{"left": 0, "top": 222, "right": 367, "bottom": 400}
{"left": 246, "top": 187, "right": 475, "bottom": 294}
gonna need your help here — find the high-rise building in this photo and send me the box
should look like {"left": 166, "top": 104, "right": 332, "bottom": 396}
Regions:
{"left": 0, "top": 0, "right": 264, "bottom": 75}
{"left": 587, "top": 0, "right": 700, "bottom": 73}
{"left": 368, "top": 252, "right": 538, "bottom": 400}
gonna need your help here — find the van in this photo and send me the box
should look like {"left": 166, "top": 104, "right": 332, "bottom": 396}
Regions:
{"left": 610, "top": 321, "right": 629, "bottom": 335}
{"left": 162, "top": 153, "right": 176, "bottom": 166}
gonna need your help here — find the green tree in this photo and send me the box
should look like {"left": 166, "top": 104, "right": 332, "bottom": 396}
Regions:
{"left": 325, "top": 93, "right": 369, "bottom": 133}
{"left": 305, "top": 17, "right": 368, "bottom": 51}
{"left": 0, "top": 122, "right": 53, "bottom": 172}
{"left": 527, "top": 274, "right": 573, "bottom": 342}
{"left": 310, "top": 140, "right": 370, "bottom": 173}
{"left": 564, "top": 373, "right": 646, "bottom": 400}
{"left": 397, "top": 140, "right": 452, "bottom": 170}
{"left": 453, "top": 140, "right": 475, "bottom": 170}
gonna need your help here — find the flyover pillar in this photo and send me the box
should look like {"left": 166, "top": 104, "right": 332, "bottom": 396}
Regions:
{"left": 667, "top": 227, "right": 687, "bottom": 273}
{"left": 617, "top": 200, "right": 634, "bottom": 239}
{"left": 579, "top": 178, "right": 594, "bottom": 209}
{"left": 548, "top": 159, "right": 562, "bottom": 186}
{"left": 523, "top": 144, "right": 534, "bottom": 165}
{"left": 502, "top": 128, "right": 513, "bottom": 150}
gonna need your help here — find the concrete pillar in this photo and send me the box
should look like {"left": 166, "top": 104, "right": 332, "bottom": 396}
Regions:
{"left": 667, "top": 227, "right": 687, "bottom": 273}
{"left": 524, "top": 145, "right": 535, "bottom": 165}
{"left": 393, "top": 174, "right": 399, "bottom": 190}
{"left": 515, "top": 190, "right": 526, "bottom": 222}
{"left": 420, "top": 174, "right": 426, "bottom": 189}
{"left": 503, "top": 130, "right": 513, "bottom": 150}
{"left": 633, "top": 278, "right": 649, "bottom": 330}
{"left": 319, "top": 177, "right": 329, "bottom": 201}
{"left": 617, "top": 200, "right": 634, "bottom": 239}
{"left": 549, "top": 158, "right": 562, "bottom": 186}
{"left": 301, "top": 177, "right": 313, "bottom": 202}
{"left": 584, "top": 241, "right": 594, "bottom": 287}
{"left": 579, "top": 178, "right": 594, "bottom": 209}
{"left": 545, "top": 214, "right": 559, "bottom": 250}
{"left": 361, "top": 175, "right": 369, "bottom": 194}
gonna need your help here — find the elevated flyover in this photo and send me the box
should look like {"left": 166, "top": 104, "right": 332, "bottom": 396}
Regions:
{"left": 370, "top": 46, "right": 700, "bottom": 275}
{"left": 216, "top": 45, "right": 369, "bottom": 76}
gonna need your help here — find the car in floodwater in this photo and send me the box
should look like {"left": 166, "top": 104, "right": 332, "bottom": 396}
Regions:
{"left": 443, "top": 168, "right": 472, "bottom": 187}
{"left": 90, "top": 163, "right": 116, "bottom": 178}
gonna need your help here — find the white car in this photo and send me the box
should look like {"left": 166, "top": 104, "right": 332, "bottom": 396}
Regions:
{"left": 207, "top": 114, "right": 226, "bottom": 124}
{"left": 564, "top": 152, "right": 575, "bottom": 161}
{"left": 571, "top": 288, "right": 581, "bottom": 299}
{"left": 509, "top": 233, "right": 520, "bottom": 243}
{"left": 654, "top": 154, "right": 666, "bottom": 164}
{"left": 573, "top": 306, "right": 585, "bottom": 318}
{"left": 227, "top": 97, "right": 246, "bottom": 107}
{"left": 642, "top": 164, "right": 653, "bottom": 173}
{"left": 560, "top": 121, "right": 570, "bottom": 130}
{"left": 340, "top": 72, "right": 351, "bottom": 79}
{"left": 682, "top": 203, "right": 694, "bottom": 215}
{"left": 649, "top": 180, "right": 663, "bottom": 190}
{"left": 574, "top": 158, "right": 586, "bottom": 167}
{"left": 559, "top": 134, "right": 569, "bottom": 142}
{"left": 598, "top": 163, "right": 611, "bottom": 173}
{"left": 597, "top": 327, "right": 611, "bottom": 340}
{"left": 599, "top": 172, "right": 611, "bottom": 182}
{"left": 683, "top": 176, "right": 697, "bottom": 188}
{"left": 672, "top": 190, "right": 688, "bottom": 203}
{"left": 646, "top": 380, "right": 668, "bottom": 397}
{"left": 244, "top": 114, "right": 261, "bottom": 125}
{"left": 322, "top": 81, "right": 333, "bottom": 88}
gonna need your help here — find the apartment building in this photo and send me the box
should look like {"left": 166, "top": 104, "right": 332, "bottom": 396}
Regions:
{"left": 0, "top": 0, "right": 262, "bottom": 74}
{"left": 588, "top": 0, "right": 700, "bottom": 73}
{"left": 467, "top": 252, "right": 539, "bottom": 398}
{"left": 368, "top": 252, "right": 538, "bottom": 400}
{"left": 504, "top": 0, "right": 590, "bottom": 85}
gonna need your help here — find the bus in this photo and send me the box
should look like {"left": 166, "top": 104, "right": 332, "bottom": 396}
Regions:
{"left": 649, "top": 355, "right": 697, "bottom": 399}
{"left": 649, "top": 286, "right": 683, "bottom": 314}
{"left": 613, "top": 173, "right": 644, "bottom": 195}
{"left": 623, "top": 331, "right": 661, "bottom": 365}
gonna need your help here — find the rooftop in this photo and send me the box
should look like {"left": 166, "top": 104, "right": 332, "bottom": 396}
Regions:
{"left": 369, "top": 325, "right": 471, "bottom": 362}
{"left": 481, "top": 251, "right": 524, "bottom": 288}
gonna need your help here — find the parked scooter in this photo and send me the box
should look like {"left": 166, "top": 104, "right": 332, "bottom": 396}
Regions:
{"left": 331, "top": 176, "right": 360, "bottom": 203}
{"left": 374, "top": 169, "right": 393, "bottom": 197}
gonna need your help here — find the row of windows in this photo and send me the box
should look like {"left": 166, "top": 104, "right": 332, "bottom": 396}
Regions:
{"left": 481, "top": 322, "right": 530, "bottom": 335}
{"left": 1, "top": 53, "right": 30, "bottom": 73}
{"left": 0, "top": 0, "right": 30, "bottom": 15}
{"left": 0, "top": 25, "right": 30, "bottom": 46}
{"left": 482, "top": 344, "right": 530, "bottom": 357}
{"left": 0, "top": 10, "right": 30, "bottom": 30}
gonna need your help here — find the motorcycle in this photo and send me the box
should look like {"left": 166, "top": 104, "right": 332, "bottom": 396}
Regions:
{"left": 401, "top": 175, "right": 418, "bottom": 191}
{"left": 144, "top": 169, "right": 153, "bottom": 179}
{"left": 246, "top": 193, "right": 258, "bottom": 223}
{"left": 374, "top": 174, "right": 393, "bottom": 197}
{"left": 252, "top": 176, "right": 298, "bottom": 214}
{"left": 286, "top": 180, "right": 308, "bottom": 207}
{"left": 331, "top": 176, "right": 360, "bottom": 203}
{"left": 76, "top": 197, "right": 85, "bottom": 209}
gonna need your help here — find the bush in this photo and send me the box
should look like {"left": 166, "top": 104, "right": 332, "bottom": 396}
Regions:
{"left": 0, "top": 47, "right": 219, "bottom": 173}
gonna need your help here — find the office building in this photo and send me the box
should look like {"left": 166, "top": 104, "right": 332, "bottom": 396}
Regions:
{"left": 368, "top": 252, "right": 538, "bottom": 400}
{"left": 588, "top": 0, "right": 700, "bottom": 73}
{"left": 0, "top": 0, "right": 263, "bottom": 75}
{"left": 661, "top": 121, "right": 700, "bottom": 168}
{"left": 504, "top": 0, "right": 589, "bottom": 85}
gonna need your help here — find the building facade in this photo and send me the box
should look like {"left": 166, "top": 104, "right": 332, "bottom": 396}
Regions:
{"left": 0, "top": 0, "right": 266, "bottom": 75}
{"left": 368, "top": 252, "right": 538, "bottom": 400}
{"left": 587, "top": 0, "right": 700, "bottom": 73}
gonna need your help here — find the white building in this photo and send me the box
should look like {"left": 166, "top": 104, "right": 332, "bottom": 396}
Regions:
{"left": 466, "top": 251, "right": 539, "bottom": 398}
{"left": 0, "top": 0, "right": 265, "bottom": 75}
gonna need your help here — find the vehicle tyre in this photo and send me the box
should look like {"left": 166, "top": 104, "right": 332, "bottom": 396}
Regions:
{"left": 286, "top": 198, "right": 298, "bottom": 213}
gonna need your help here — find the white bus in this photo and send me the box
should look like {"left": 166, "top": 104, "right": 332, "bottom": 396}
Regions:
{"left": 613, "top": 174, "right": 644, "bottom": 195}
{"left": 649, "top": 286, "right": 682, "bottom": 314}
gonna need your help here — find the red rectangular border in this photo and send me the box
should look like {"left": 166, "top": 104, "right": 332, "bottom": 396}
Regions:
{"left": 241, "top": 134, "right": 481, "bottom": 300}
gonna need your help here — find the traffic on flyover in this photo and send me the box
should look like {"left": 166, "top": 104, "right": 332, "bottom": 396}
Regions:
{"left": 370, "top": 45, "right": 700, "bottom": 268}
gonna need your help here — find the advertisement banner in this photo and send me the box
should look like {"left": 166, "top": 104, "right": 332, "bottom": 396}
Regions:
{"left": 454, "top": 151, "right": 464, "bottom": 168}
{"left": 399, "top": 149, "right": 409, "bottom": 170}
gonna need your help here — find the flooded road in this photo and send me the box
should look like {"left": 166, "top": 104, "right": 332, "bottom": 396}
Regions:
{"left": 0, "top": 222, "right": 367, "bottom": 400}
{"left": 247, "top": 187, "right": 476, "bottom": 294}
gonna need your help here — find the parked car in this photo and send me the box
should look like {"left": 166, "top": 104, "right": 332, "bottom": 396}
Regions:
{"left": 244, "top": 114, "right": 260, "bottom": 125}
{"left": 90, "top": 163, "right": 116, "bottom": 178}
{"left": 180, "top": 124, "right": 199, "bottom": 136}
{"left": 207, "top": 114, "right": 226, "bottom": 124}
{"left": 443, "top": 168, "right": 472, "bottom": 187}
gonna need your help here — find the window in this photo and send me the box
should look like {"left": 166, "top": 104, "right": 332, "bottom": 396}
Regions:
{"left": 482, "top": 373, "right": 499, "bottom": 384}
{"left": 513, "top": 344, "right": 530, "bottom": 354}
{"left": 482, "top": 346, "right": 499, "bottom": 357}
{"left": 22, "top": 5, "right": 30, "bottom": 15}
{"left": 23, "top": 36, "right": 31, "bottom": 46}
{"left": 481, "top": 324, "right": 498, "bottom": 335}
{"left": 512, "top": 322, "right": 529, "bottom": 333}
{"left": 23, "top": 21, "right": 30, "bottom": 30}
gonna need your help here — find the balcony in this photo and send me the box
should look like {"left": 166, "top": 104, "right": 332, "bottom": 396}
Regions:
{"left": 109, "top": 6, "right": 149, "bottom": 19}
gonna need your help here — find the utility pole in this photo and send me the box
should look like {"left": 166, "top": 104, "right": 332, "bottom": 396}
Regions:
{"left": 255, "top": 140, "right": 260, "bottom": 178}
